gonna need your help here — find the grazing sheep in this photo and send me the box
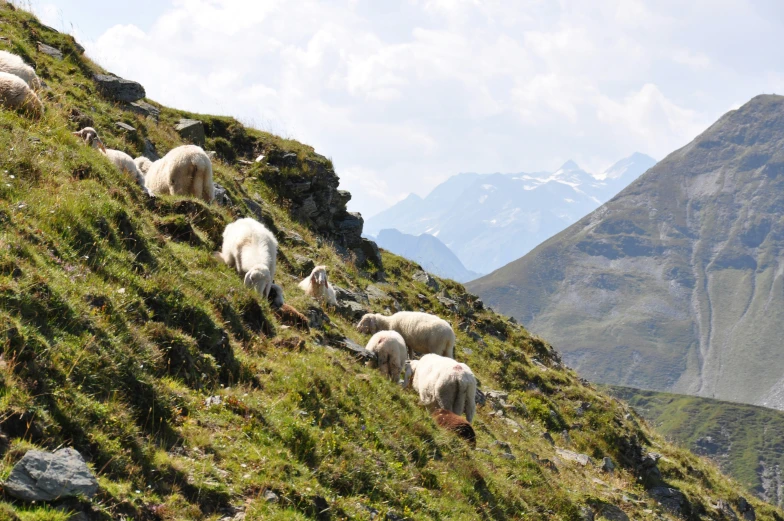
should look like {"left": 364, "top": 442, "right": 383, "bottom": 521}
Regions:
{"left": 138, "top": 145, "right": 214, "bottom": 202}
{"left": 72, "top": 127, "right": 147, "bottom": 192}
{"left": 0, "top": 50, "right": 39, "bottom": 88}
{"left": 432, "top": 408, "right": 476, "bottom": 448}
{"left": 0, "top": 71, "right": 42, "bottom": 118}
{"left": 404, "top": 354, "right": 476, "bottom": 423}
{"left": 365, "top": 331, "right": 407, "bottom": 382}
{"left": 357, "top": 311, "right": 455, "bottom": 359}
{"left": 218, "top": 217, "right": 277, "bottom": 298}
{"left": 274, "top": 304, "right": 310, "bottom": 331}
{"left": 298, "top": 265, "right": 337, "bottom": 305}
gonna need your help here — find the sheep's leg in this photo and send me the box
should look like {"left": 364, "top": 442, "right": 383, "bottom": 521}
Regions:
{"left": 465, "top": 391, "right": 476, "bottom": 423}
{"left": 191, "top": 168, "right": 205, "bottom": 202}
{"left": 452, "top": 384, "right": 466, "bottom": 417}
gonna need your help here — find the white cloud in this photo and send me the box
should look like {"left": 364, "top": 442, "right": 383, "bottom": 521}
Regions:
{"left": 34, "top": 0, "right": 784, "bottom": 217}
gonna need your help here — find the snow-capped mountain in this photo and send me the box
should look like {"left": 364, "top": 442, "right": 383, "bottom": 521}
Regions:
{"left": 365, "top": 153, "right": 656, "bottom": 274}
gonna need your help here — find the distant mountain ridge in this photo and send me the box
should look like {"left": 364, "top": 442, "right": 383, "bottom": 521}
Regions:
{"left": 365, "top": 153, "right": 656, "bottom": 274}
{"left": 469, "top": 94, "right": 784, "bottom": 410}
{"left": 369, "top": 229, "right": 481, "bottom": 282}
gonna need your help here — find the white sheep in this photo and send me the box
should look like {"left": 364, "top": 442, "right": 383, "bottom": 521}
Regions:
{"left": 298, "top": 265, "right": 337, "bottom": 305}
{"left": 0, "top": 50, "right": 40, "bottom": 88}
{"left": 136, "top": 145, "right": 214, "bottom": 203}
{"left": 72, "top": 127, "right": 148, "bottom": 192}
{"left": 404, "top": 354, "right": 476, "bottom": 423}
{"left": 357, "top": 311, "right": 455, "bottom": 359}
{"left": 0, "top": 71, "right": 43, "bottom": 118}
{"left": 365, "top": 331, "right": 407, "bottom": 382}
{"left": 218, "top": 217, "right": 278, "bottom": 298}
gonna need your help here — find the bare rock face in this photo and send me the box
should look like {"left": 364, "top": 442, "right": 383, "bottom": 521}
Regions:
{"left": 175, "top": 119, "right": 206, "bottom": 146}
{"left": 4, "top": 448, "right": 98, "bottom": 502}
{"left": 93, "top": 74, "right": 146, "bottom": 102}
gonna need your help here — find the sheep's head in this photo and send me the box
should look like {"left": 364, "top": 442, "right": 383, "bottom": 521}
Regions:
{"left": 357, "top": 313, "right": 380, "bottom": 334}
{"left": 72, "top": 127, "right": 106, "bottom": 152}
{"left": 310, "top": 265, "right": 329, "bottom": 288}
{"left": 267, "top": 283, "right": 285, "bottom": 309}
{"left": 403, "top": 360, "right": 417, "bottom": 388}
{"left": 134, "top": 156, "right": 153, "bottom": 174}
{"left": 244, "top": 266, "right": 273, "bottom": 298}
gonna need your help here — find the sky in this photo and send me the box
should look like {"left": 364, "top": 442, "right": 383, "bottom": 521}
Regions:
{"left": 27, "top": 0, "right": 784, "bottom": 218}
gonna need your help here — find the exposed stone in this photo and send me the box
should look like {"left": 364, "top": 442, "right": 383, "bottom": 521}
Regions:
{"left": 601, "top": 457, "right": 615, "bottom": 473}
{"left": 365, "top": 284, "right": 389, "bottom": 302}
{"left": 502, "top": 418, "right": 523, "bottom": 429}
{"left": 142, "top": 138, "right": 159, "bottom": 161}
{"left": 542, "top": 432, "right": 555, "bottom": 445}
{"left": 281, "top": 229, "right": 307, "bottom": 246}
{"left": 213, "top": 183, "right": 231, "bottom": 206}
{"left": 115, "top": 121, "right": 136, "bottom": 134}
{"left": 93, "top": 74, "right": 146, "bottom": 102}
{"left": 437, "top": 295, "right": 458, "bottom": 312}
{"left": 475, "top": 388, "right": 486, "bottom": 407}
{"left": 126, "top": 100, "right": 160, "bottom": 120}
{"left": 333, "top": 286, "right": 369, "bottom": 304}
{"left": 335, "top": 337, "right": 376, "bottom": 364}
{"left": 175, "top": 119, "right": 206, "bottom": 146}
{"left": 37, "top": 41, "right": 62, "bottom": 60}
{"left": 648, "top": 487, "right": 690, "bottom": 517}
{"left": 499, "top": 453, "right": 516, "bottom": 460}
{"left": 413, "top": 270, "right": 440, "bottom": 291}
{"left": 263, "top": 489, "right": 279, "bottom": 503}
{"left": 715, "top": 499, "right": 738, "bottom": 520}
{"left": 293, "top": 255, "right": 316, "bottom": 277}
{"left": 579, "top": 506, "right": 595, "bottom": 521}
{"left": 737, "top": 497, "right": 755, "bottom": 520}
{"left": 337, "top": 300, "right": 368, "bottom": 320}
{"left": 492, "top": 440, "right": 512, "bottom": 454}
{"left": 555, "top": 448, "right": 591, "bottom": 466}
{"left": 306, "top": 306, "right": 330, "bottom": 329}
{"left": 594, "top": 503, "right": 629, "bottom": 521}
{"left": 4, "top": 448, "right": 98, "bottom": 502}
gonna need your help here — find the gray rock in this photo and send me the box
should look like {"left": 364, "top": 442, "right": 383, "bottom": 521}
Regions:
{"left": 365, "top": 284, "right": 389, "bottom": 302}
{"left": 555, "top": 448, "right": 591, "bottom": 466}
{"left": 542, "top": 432, "right": 555, "bottom": 445}
{"left": 175, "top": 119, "right": 206, "bottom": 146}
{"left": 115, "top": 121, "right": 136, "bottom": 133}
{"left": 595, "top": 503, "right": 629, "bottom": 521}
{"left": 475, "top": 448, "right": 491, "bottom": 455}
{"left": 437, "top": 295, "right": 458, "bottom": 312}
{"left": 337, "top": 300, "right": 368, "bottom": 320}
{"left": 648, "top": 487, "right": 690, "bottom": 516}
{"left": 306, "top": 306, "right": 329, "bottom": 329}
{"left": 213, "top": 183, "right": 231, "bottom": 206}
{"left": 37, "top": 42, "right": 63, "bottom": 60}
{"left": 413, "top": 270, "right": 439, "bottom": 291}
{"left": 142, "top": 138, "right": 159, "bottom": 160}
{"left": 293, "top": 255, "right": 315, "bottom": 277}
{"left": 492, "top": 440, "right": 512, "bottom": 453}
{"left": 475, "top": 388, "right": 486, "bottom": 407}
{"left": 561, "top": 430, "right": 572, "bottom": 445}
{"left": 502, "top": 418, "right": 523, "bottom": 429}
{"left": 335, "top": 337, "right": 376, "bottom": 363}
{"left": 334, "top": 286, "right": 368, "bottom": 304}
{"left": 5, "top": 448, "right": 98, "bottom": 502}
{"left": 281, "top": 229, "right": 307, "bottom": 246}
{"left": 601, "top": 456, "right": 615, "bottom": 473}
{"left": 579, "top": 506, "right": 595, "bottom": 521}
{"left": 263, "top": 489, "right": 279, "bottom": 503}
{"left": 126, "top": 100, "right": 160, "bottom": 120}
{"left": 499, "top": 453, "right": 516, "bottom": 460}
{"left": 715, "top": 500, "right": 738, "bottom": 520}
{"left": 737, "top": 497, "right": 755, "bottom": 520}
{"left": 93, "top": 74, "right": 146, "bottom": 102}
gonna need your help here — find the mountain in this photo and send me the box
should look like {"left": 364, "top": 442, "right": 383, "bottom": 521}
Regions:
{"left": 0, "top": 6, "right": 780, "bottom": 520}
{"left": 369, "top": 229, "right": 482, "bottom": 282}
{"left": 469, "top": 94, "right": 784, "bottom": 410}
{"left": 365, "top": 154, "right": 656, "bottom": 274}
{"left": 607, "top": 386, "right": 784, "bottom": 508}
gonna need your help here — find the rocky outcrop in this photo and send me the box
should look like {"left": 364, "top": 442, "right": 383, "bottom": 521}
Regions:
{"left": 36, "top": 41, "right": 62, "bottom": 60}
{"left": 175, "top": 119, "right": 206, "bottom": 146}
{"left": 260, "top": 155, "right": 382, "bottom": 267}
{"left": 4, "top": 448, "right": 98, "bottom": 502}
{"left": 93, "top": 74, "right": 146, "bottom": 102}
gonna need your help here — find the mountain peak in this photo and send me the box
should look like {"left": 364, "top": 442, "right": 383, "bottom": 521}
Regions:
{"left": 600, "top": 152, "right": 657, "bottom": 180}
{"left": 558, "top": 159, "right": 581, "bottom": 171}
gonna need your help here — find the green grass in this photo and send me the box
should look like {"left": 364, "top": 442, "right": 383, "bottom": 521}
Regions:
{"left": 0, "top": 3, "right": 781, "bottom": 520}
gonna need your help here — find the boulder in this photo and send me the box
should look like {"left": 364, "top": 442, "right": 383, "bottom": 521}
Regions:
{"left": 365, "top": 284, "right": 389, "bottom": 302}
{"left": 335, "top": 337, "right": 376, "bottom": 364}
{"left": 175, "top": 119, "right": 206, "bottom": 146}
{"left": 93, "top": 74, "right": 146, "bottom": 102}
{"left": 126, "top": 100, "right": 160, "bottom": 120}
{"left": 293, "top": 255, "right": 316, "bottom": 277}
{"left": 594, "top": 503, "right": 629, "bottom": 521}
{"left": 115, "top": 121, "right": 136, "bottom": 134}
{"left": 4, "top": 448, "right": 98, "bottom": 502}
{"left": 37, "top": 41, "right": 62, "bottom": 60}
{"left": 213, "top": 183, "right": 231, "bottom": 206}
{"left": 737, "top": 497, "right": 755, "bottom": 521}
{"left": 337, "top": 300, "right": 368, "bottom": 320}
{"left": 648, "top": 487, "right": 690, "bottom": 517}
{"left": 555, "top": 448, "right": 591, "bottom": 466}
{"left": 413, "top": 270, "right": 440, "bottom": 291}
{"left": 142, "top": 138, "right": 160, "bottom": 161}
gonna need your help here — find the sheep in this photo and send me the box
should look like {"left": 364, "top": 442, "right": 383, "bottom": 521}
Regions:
{"left": 274, "top": 304, "right": 310, "bottom": 331}
{"left": 72, "top": 127, "right": 148, "bottom": 192}
{"left": 298, "top": 265, "right": 337, "bottom": 305}
{"left": 267, "top": 283, "right": 285, "bottom": 309}
{"left": 365, "top": 331, "right": 407, "bottom": 382}
{"left": 404, "top": 354, "right": 476, "bottom": 423}
{"left": 137, "top": 145, "right": 214, "bottom": 202}
{"left": 0, "top": 71, "right": 43, "bottom": 118}
{"left": 0, "top": 50, "right": 40, "bottom": 88}
{"left": 218, "top": 217, "right": 277, "bottom": 298}
{"left": 432, "top": 408, "right": 476, "bottom": 448}
{"left": 357, "top": 311, "right": 455, "bottom": 359}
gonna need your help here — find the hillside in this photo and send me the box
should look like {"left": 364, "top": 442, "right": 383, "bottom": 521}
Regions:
{"left": 607, "top": 386, "right": 784, "bottom": 509}
{"left": 365, "top": 154, "right": 656, "bottom": 275}
{"left": 0, "top": 5, "right": 780, "bottom": 520}
{"left": 368, "top": 229, "right": 481, "bottom": 283}
{"left": 469, "top": 94, "right": 784, "bottom": 409}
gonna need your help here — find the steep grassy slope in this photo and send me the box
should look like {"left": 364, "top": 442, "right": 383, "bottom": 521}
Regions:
{"left": 607, "top": 386, "right": 784, "bottom": 508}
{"left": 469, "top": 94, "right": 784, "bottom": 409}
{"left": 0, "top": 4, "right": 781, "bottom": 520}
